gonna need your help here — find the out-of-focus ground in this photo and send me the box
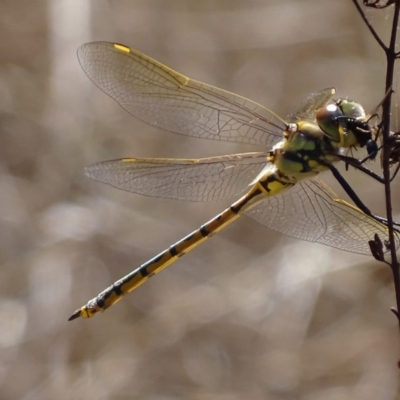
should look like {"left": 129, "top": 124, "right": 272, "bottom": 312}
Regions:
{"left": 1, "top": 1, "right": 400, "bottom": 399}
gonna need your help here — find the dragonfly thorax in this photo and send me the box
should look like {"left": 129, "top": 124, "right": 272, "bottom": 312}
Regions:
{"left": 255, "top": 123, "right": 334, "bottom": 198}
{"left": 269, "top": 120, "right": 336, "bottom": 183}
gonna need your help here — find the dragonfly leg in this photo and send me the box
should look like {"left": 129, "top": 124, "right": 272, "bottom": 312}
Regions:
{"left": 325, "top": 162, "right": 400, "bottom": 230}
{"left": 336, "top": 154, "right": 385, "bottom": 183}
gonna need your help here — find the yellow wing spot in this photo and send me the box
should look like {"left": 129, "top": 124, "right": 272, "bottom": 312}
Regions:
{"left": 121, "top": 158, "right": 137, "bottom": 163}
{"left": 114, "top": 43, "right": 131, "bottom": 53}
{"left": 182, "top": 77, "right": 189, "bottom": 86}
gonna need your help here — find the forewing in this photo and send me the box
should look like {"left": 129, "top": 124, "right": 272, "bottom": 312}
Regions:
{"left": 245, "top": 178, "right": 399, "bottom": 255}
{"left": 78, "top": 42, "right": 287, "bottom": 146}
{"left": 287, "top": 88, "right": 335, "bottom": 123}
{"left": 85, "top": 152, "right": 268, "bottom": 202}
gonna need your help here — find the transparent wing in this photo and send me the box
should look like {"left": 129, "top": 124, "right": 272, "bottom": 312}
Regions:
{"left": 287, "top": 88, "right": 335, "bottom": 123}
{"left": 245, "top": 178, "right": 399, "bottom": 255}
{"left": 85, "top": 152, "right": 268, "bottom": 202}
{"left": 78, "top": 41, "right": 289, "bottom": 146}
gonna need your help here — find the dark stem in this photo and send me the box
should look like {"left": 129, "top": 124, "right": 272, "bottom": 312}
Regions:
{"left": 353, "top": 0, "right": 400, "bottom": 326}
{"left": 352, "top": 0, "right": 388, "bottom": 51}
{"left": 382, "top": 1, "right": 400, "bottom": 325}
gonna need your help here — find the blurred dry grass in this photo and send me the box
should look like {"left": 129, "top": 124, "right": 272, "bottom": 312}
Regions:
{"left": 1, "top": 1, "right": 400, "bottom": 399}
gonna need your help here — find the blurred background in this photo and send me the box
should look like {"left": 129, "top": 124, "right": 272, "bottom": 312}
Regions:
{"left": 1, "top": 0, "right": 400, "bottom": 399}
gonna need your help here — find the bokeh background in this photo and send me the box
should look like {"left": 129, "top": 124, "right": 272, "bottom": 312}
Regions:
{"left": 2, "top": 1, "right": 400, "bottom": 399}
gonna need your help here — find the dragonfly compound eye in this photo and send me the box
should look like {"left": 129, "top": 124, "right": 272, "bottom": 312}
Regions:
{"left": 337, "top": 99, "right": 374, "bottom": 152}
{"left": 316, "top": 103, "right": 344, "bottom": 143}
{"left": 337, "top": 99, "right": 366, "bottom": 120}
{"left": 317, "top": 99, "right": 373, "bottom": 151}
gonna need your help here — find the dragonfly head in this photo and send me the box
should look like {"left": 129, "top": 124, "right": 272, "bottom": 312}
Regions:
{"left": 316, "top": 99, "right": 377, "bottom": 158}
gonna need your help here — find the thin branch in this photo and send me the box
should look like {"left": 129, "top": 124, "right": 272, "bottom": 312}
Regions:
{"left": 355, "top": 0, "right": 400, "bottom": 327}
{"left": 352, "top": 0, "right": 389, "bottom": 51}
{"left": 380, "top": 0, "right": 400, "bottom": 326}
{"left": 350, "top": 0, "right": 400, "bottom": 330}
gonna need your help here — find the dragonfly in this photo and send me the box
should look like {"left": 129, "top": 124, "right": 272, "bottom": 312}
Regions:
{"left": 69, "top": 41, "right": 399, "bottom": 320}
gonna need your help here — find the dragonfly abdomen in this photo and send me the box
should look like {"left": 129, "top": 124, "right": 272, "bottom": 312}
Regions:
{"left": 69, "top": 185, "right": 264, "bottom": 319}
